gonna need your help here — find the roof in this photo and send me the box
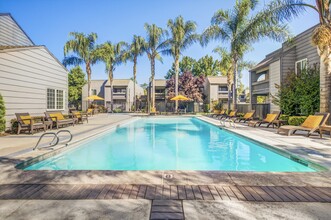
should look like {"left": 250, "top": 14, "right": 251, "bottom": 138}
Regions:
{"left": 0, "top": 13, "right": 35, "bottom": 45}
{"left": 0, "top": 45, "right": 68, "bottom": 72}
{"left": 206, "top": 76, "right": 227, "bottom": 84}
{"left": 155, "top": 79, "right": 167, "bottom": 87}
{"left": 102, "top": 79, "right": 132, "bottom": 86}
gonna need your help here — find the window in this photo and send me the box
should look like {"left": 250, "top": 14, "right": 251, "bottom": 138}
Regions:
{"left": 155, "top": 89, "right": 165, "bottom": 94}
{"left": 256, "top": 73, "right": 266, "bottom": 82}
{"left": 295, "top": 58, "right": 307, "bottom": 75}
{"left": 113, "top": 88, "right": 126, "bottom": 93}
{"left": 218, "top": 86, "right": 228, "bottom": 93}
{"left": 47, "top": 88, "right": 65, "bottom": 110}
{"left": 91, "top": 89, "right": 97, "bottom": 95}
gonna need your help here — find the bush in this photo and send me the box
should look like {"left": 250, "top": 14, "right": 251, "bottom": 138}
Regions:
{"left": 0, "top": 94, "right": 5, "bottom": 132}
{"left": 279, "top": 114, "right": 290, "bottom": 122}
{"left": 272, "top": 65, "right": 319, "bottom": 116}
{"left": 237, "top": 113, "right": 245, "bottom": 117}
{"left": 204, "top": 104, "right": 210, "bottom": 113}
{"left": 113, "top": 108, "right": 122, "bottom": 113}
{"left": 288, "top": 116, "right": 307, "bottom": 126}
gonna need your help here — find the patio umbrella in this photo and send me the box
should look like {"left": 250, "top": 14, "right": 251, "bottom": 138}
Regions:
{"left": 170, "top": 95, "right": 191, "bottom": 101}
{"left": 171, "top": 95, "right": 192, "bottom": 112}
{"left": 85, "top": 95, "right": 104, "bottom": 101}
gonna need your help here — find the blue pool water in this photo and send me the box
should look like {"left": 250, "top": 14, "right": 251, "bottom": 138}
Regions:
{"left": 25, "top": 117, "right": 315, "bottom": 171}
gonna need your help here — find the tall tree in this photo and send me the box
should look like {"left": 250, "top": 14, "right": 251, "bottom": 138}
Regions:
{"left": 213, "top": 47, "right": 254, "bottom": 109}
{"left": 166, "top": 16, "right": 199, "bottom": 111}
{"left": 127, "top": 35, "right": 145, "bottom": 111}
{"left": 201, "top": 0, "right": 289, "bottom": 109}
{"left": 265, "top": 0, "right": 331, "bottom": 112}
{"left": 165, "top": 56, "right": 196, "bottom": 79}
{"left": 95, "top": 41, "right": 128, "bottom": 111}
{"left": 144, "top": 23, "right": 168, "bottom": 111}
{"left": 166, "top": 72, "right": 205, "bottom": 103}
{"left": 68, "top": 66, "right": 87, "bottom": 109}
{"left": 193, "top": 55, "right": 221, "bottom": 77}
{"left": 63, "top": 32, "right": 98, "bottom": 97}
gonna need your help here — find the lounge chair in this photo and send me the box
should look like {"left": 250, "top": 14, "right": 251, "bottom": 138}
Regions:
{"left": 234, "top": 110, "right": 256, "bottom": 123}
{"left": 220, "top": 109, "right": 237, "bottom": 120}
{"left": 277, "top": 113, "right": 330, "bottom": 137}
{"left": 72, "top": 111, "right": 88, "bottom": 124}
{"left": 86, "top": 108, "right": 94, "bottom": 117}
{"left": 15, "top": 113, "right": 46, "bottom": 134}
{"left": 45, "top": 111, "right": 75, "bottom": 129}
{"left": 247, "top": 111, "right": 280, "bottom": 128}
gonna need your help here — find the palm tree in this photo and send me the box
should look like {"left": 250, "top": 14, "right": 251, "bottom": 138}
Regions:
{"left": 63, "top": 32, "right": 98, "bottom": 97}
{"left": 166, "top": 16, "right": 199, "bottom": 110}
{"left": 95, "top": 41, "right": 128, "bottom": 111}
{"left": 214, "top": 46, "right": 254, "bottom": 109}
{"left": 144, "top": 23, "right": 168, "bottom": 111}
{"left": 201, "top": 0, "right": 290, "bottom": 109}
{"left": 264, "top": 0, "right": 331, "bottom": 112}
{"left": 127, "top": 35, "right": 146, "bottom": 112}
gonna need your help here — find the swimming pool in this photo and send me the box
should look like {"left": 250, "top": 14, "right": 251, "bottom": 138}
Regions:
{"left": 25, "top": 117, "right": 316, "bottom": 171}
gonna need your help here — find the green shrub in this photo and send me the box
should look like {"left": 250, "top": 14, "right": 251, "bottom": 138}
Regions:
{"left": 113, "top": 108, "right": 122, "bottom": 113}
{"left": 272, "top": 66, "right": 319, "bottom": 116}
{"left": 237, "top": 113, "right": 245, "bottom": 117}
{"left": 11, "top": 119, "right": 18, "bottom": 134}
{"left": 288, "top": 116, "right": 307, "bottom": 126}
{"left": 204, "top": 104, "right": 210, "bottom": 113}
{"left": 0, "top": 94, "right": 5, "bottom": 132}
{"left": 279, "top": 114, "right": 290, "bottom": 122}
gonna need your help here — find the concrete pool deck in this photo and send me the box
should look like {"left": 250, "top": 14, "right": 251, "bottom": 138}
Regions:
{"left": 1, "top": 114, "right": 331, "bottom": 219}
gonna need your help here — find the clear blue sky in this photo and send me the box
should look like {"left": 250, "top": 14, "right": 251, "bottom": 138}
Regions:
{"left": 1, "top": 0, "right": 319, "bottom": 87}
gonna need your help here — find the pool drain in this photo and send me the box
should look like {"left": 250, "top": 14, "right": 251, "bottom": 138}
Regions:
{"left": 163, "top": 174, "right": 173, "bottom": 179}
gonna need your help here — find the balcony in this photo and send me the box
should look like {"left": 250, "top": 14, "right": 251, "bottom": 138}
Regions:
{"left": 251, "top": 80, "right": 269, "bottom": 95}
{"left": 155, "top": 93, "right": 165, "bottom": 100}
{"left": 112, "top": 92, "right": 126, "bottom": 100}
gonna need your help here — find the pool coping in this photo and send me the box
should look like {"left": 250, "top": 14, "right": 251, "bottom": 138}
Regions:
{"left": 1, "top": 115, "right": 330, "bottom": 186}
{"left": 16, "top": 115, "right": 327, "bottom": 172}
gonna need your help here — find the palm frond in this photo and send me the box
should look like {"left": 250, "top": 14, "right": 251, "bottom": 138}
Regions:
{"left": 62, "top": 56, "right": 83, "bottom": 67}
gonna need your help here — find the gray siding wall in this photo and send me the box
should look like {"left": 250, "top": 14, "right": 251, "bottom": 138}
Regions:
{"left": 281, "top": 47, "right": 296, "bottom": 80}
{"left": 0, "top": 47, "right": 68, "bottom": 128}
{"left": 0, "top": 15, "right": 34, "bottom": 46}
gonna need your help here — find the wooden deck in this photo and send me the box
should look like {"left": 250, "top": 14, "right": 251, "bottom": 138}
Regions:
{"left": 0, "top": 184, "right": 330, "bottom": 202}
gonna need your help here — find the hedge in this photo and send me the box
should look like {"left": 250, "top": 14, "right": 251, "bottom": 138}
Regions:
{"left": 0, "top": 94, "right": 5, "bottom": 132}
{"left": 288, "top": 116, "right": 307, "bottom": 126}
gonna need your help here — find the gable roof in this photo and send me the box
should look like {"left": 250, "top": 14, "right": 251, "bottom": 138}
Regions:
{"left": 0, "top": 45, "right": 68, "bottom": 72}
{"left": 0, "top": 13, "right": 34, "bottom": 46}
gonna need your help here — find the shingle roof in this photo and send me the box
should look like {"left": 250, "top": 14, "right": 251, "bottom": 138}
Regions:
{"left": 206, "top": 76, "right": 227, "bottom": 84}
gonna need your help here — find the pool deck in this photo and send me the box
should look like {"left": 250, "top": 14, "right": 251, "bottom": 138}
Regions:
{"left": 1, "top": 114, "right": 331, "bottom": 219}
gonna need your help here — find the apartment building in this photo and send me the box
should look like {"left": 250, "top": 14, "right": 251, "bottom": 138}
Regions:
{"left": 82, "top": 79, "right": 144, "bottom": 112}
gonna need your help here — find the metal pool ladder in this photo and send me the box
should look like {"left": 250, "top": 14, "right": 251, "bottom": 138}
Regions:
{"left": 33, "top": 130, "right": 73, "bottom": 150}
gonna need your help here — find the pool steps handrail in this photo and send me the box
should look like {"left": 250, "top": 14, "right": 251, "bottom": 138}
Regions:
{"left": 33, "top": 130, "right": 73, "bottom": 150}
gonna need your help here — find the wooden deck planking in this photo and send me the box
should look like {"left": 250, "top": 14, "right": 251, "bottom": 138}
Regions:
{"left": 0, "top": 184, "right": 330, "bottom": 203}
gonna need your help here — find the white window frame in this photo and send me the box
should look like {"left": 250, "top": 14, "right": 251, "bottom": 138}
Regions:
{"left": 47, "top": 88, "right": 65, "bottom": 111}
{"left": 295, "top": 58, "right": 307, "bottom": 75}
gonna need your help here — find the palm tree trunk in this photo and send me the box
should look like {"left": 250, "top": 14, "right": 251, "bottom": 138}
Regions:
{"left": 86, "top": 63, "right": 92, "bottom": 97}
{"left": 108, "top": 68, "right": 114, "bottom": 112}
{"left": 175, "top": 55, "right": 180, "bottom": 112}
{"left": 232, "top": 60, "right": 238, "bottom": 110}
{"left": 133, "top": 56, "right": 137, "bottom": 112}
{"left": 151, "top": 57, "right": 155, "bottom": 111}
{"left": 319, "top": 47, "right": 331, "bottom": 113}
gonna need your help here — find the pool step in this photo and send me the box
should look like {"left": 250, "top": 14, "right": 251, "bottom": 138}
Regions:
{"left": 150, "top": 200, "right": 184, "bottom": 220}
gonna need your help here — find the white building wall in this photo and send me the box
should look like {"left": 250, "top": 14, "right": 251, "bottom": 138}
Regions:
{"left": 0, "top": 47, "right": 68, "bottom": 128}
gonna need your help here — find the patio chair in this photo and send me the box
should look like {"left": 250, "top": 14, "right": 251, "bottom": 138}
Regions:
{"left": 86, "top": 108, "right": 94, "bottom": 117}
{"left": 220, "top": 109, "right": 237, "bottom": 120}
{"left": 247, "top": 111, "right": 280, "bottom": 128}
{"left": 234, "top": 110, "right": 256, "bottom": 123}
{"left": 45, "top": 111, "right": 75, "bottom": 129}
{"left": 15, "top": 113, "right": 46, "bottom": 134}
{"left": 277, "top": 112, "right": 330, "bottom": 137}
{"left": 72, "top": 111, "right": 88, "bottom": 124}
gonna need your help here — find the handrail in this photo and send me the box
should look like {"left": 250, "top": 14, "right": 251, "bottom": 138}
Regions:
{"left": 33, "top": 130, "right": 73, "bottom": 150}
